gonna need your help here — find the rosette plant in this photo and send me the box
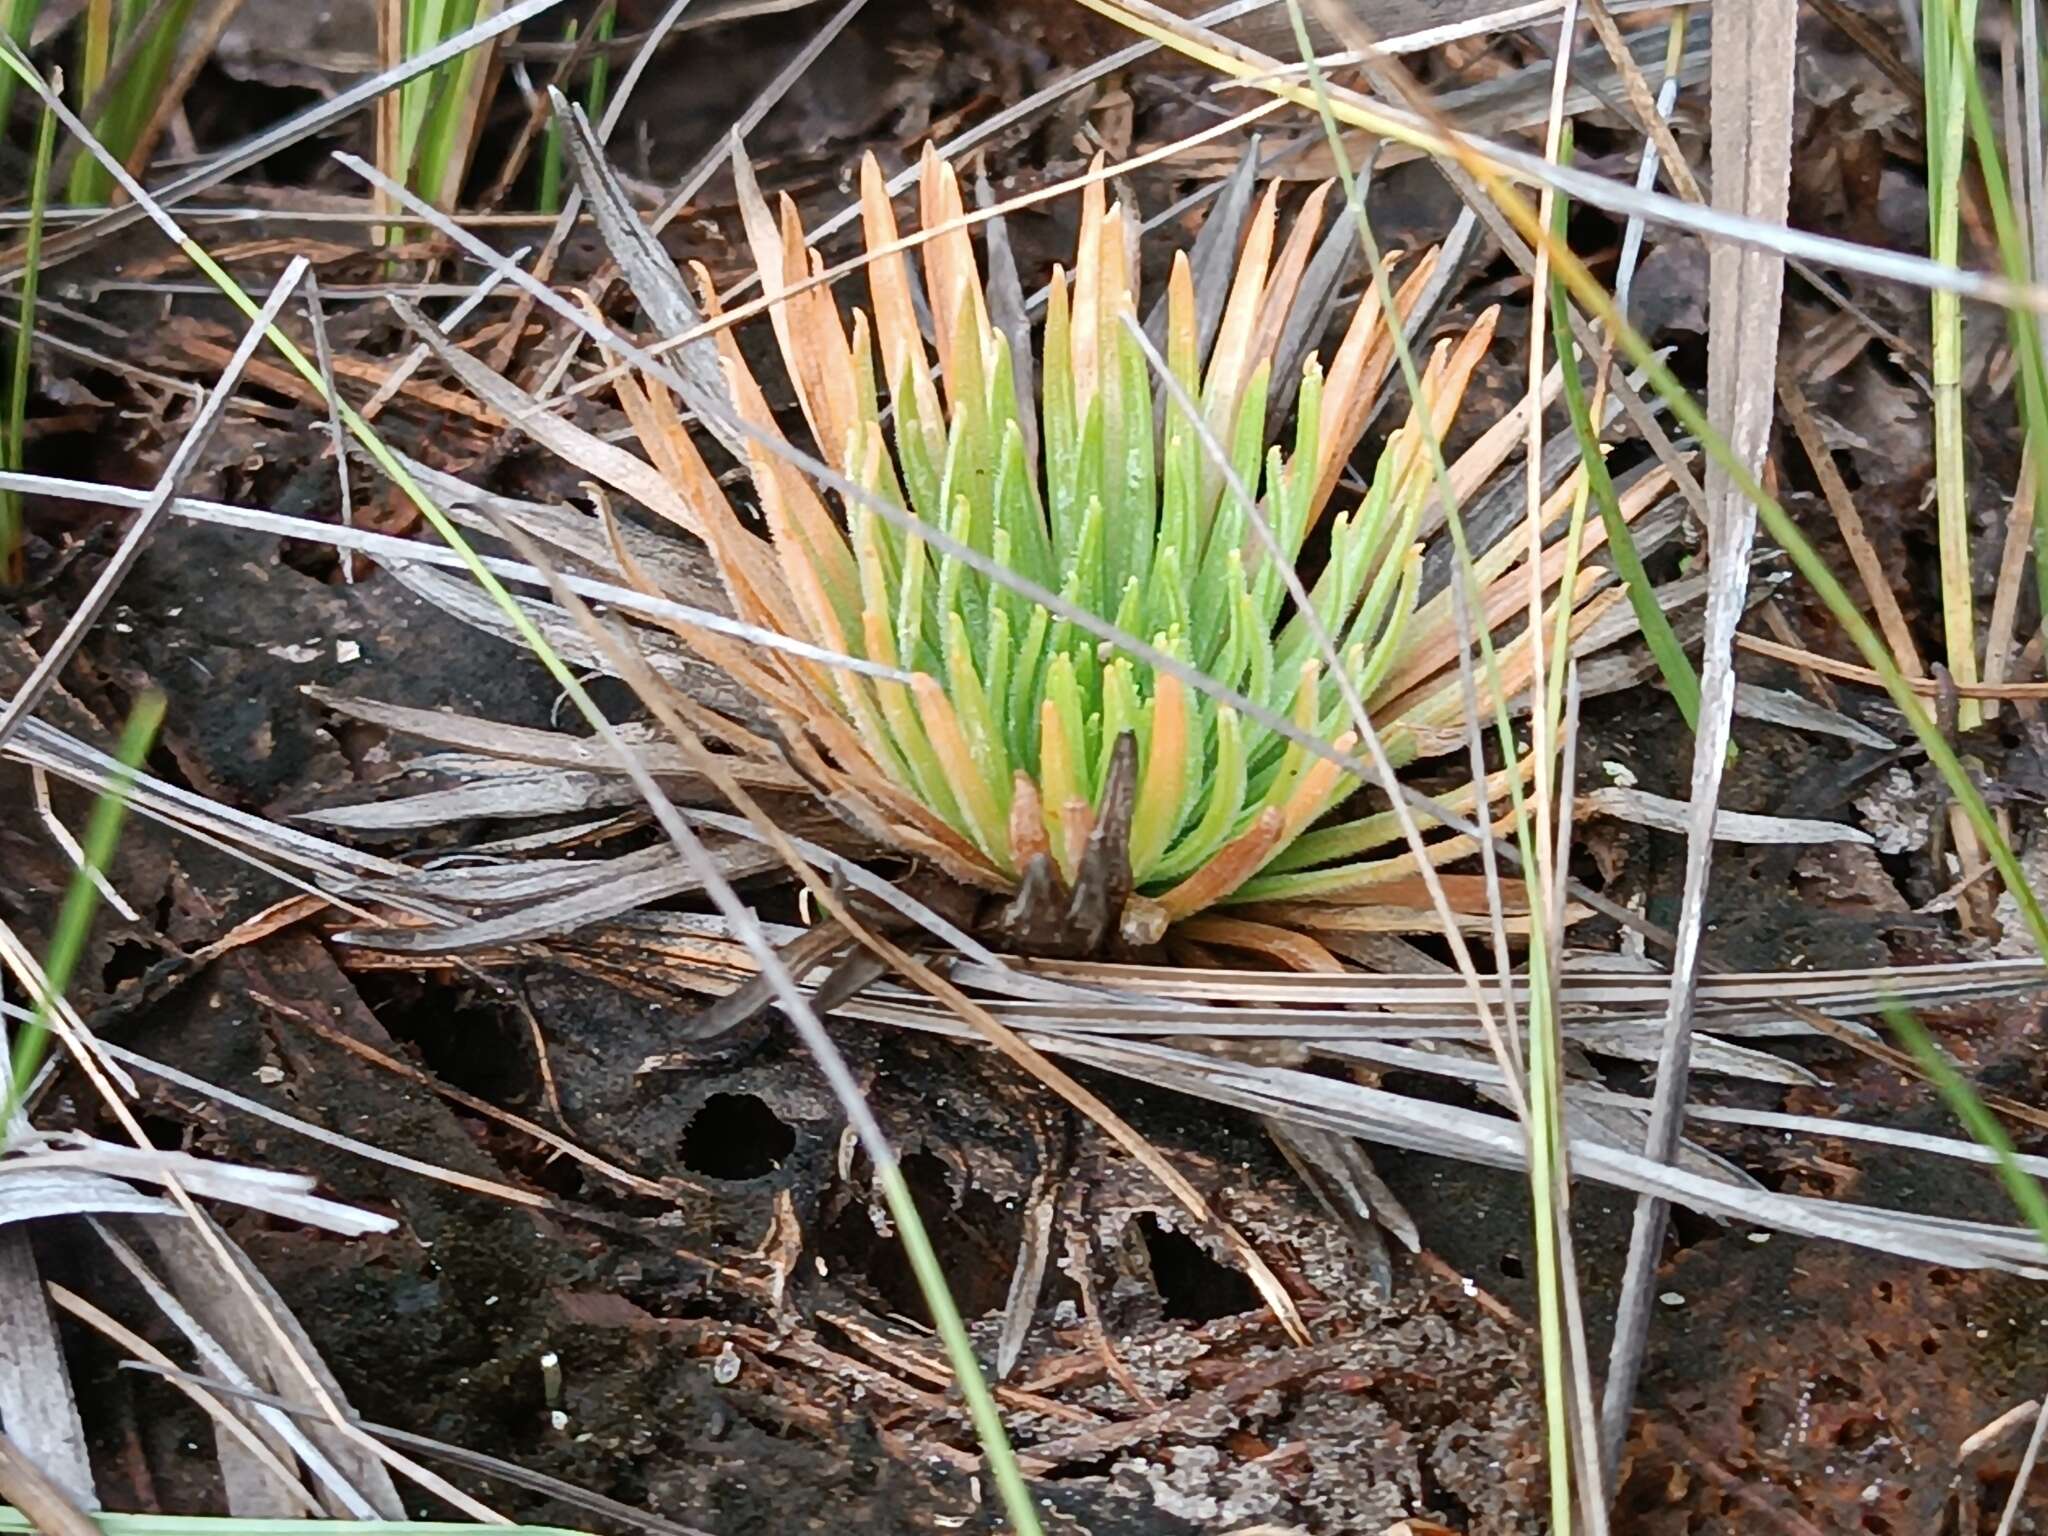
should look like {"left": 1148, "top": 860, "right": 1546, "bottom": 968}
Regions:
{"left": 393, "top": 137, "right": 1672, "bottom": 952}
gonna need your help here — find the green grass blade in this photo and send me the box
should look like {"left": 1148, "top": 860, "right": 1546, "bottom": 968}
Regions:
{"left": 0, "top": 0, "right": 42, "bottom": 130}
{"left": 2, "top": 84, "right": 55, "bottom": 583}
{"left": 1954, "top": 18, "right": 2048, "bottom": 629}
{"left": 882, "top": 1160, "right": 1045, "bottom": 1534}
{"left": 536, "top": 18, "right": 579, "bottom": 213}
{"left": 1549, "top": 271, "right": 1701, "bottom": 729}
{"left": 1883, "top": 1003, "right": 2048, "bottom": 1250}
{"left": 4, "top": 690, "right": 162, "bottom": 1117}
{"left": 584, "top": 4, "right": 614, "bottom": 120}
{"left": 1277, "top": 8, "right": 1592, "bottom": 1524}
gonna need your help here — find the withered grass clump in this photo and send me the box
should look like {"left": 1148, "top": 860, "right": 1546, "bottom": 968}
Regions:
{"left": 605, "top": 149, "right": 1666, "bottom": 935}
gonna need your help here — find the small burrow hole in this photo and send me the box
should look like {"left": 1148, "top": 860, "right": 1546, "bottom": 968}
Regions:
{"left": 680, "top": 1093, "right": 795, "bottom": 1180}
{"left": 1138, "top": 1215, "right": 1258, "bottom": 1322}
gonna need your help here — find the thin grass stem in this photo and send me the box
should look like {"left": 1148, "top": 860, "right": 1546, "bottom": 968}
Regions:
{"left": 3, "top": 690, "right": 161, "bottom": 1118}
{"left": 2, "top": 86, "right": 55, "bottom": 583}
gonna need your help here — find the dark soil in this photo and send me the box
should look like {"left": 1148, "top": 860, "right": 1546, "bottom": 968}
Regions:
{"left": 9, "top": 1, "right": 2048, "bottom": 1532}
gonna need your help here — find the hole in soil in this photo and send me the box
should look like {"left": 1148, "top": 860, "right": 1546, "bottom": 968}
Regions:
{"left": 1835, "top": 1415, "right": 1881, "bottom": 1453}
{"left": 368, "top": 981, "right": 533, "bottom": 1103}
{"left": 680, "top": 1094, "right": 795, "bottom": 1180}
{"left": 820, "top": 1150, "right": 1019, "bottom": 1323}
{"left": 1669, "top": 1204, "right": 1720, "bottom": 1252}
{"left": 1138, "top": 1215, "right": 1258, "bottom": 1323}
{"left": 134, "top": 1111, "right": 187, "bottom": 1152}
{"left": 1498, "top": 1251, "right": 1525, "bottom": 1279}
{"left": 103, "top": 940, "right": 157, "bottom": 988}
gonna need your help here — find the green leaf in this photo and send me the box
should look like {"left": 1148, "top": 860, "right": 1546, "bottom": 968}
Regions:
{"left": 1550, "top": 273, "right": 1701, "bottom": 730}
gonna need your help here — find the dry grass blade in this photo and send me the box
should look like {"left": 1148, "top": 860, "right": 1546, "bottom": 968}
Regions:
{"left": 0, "top": 1230, "right": 93, "bottom": 1508}
{"left": 0, "top": 469, "right": 914, "bottom": 687}
{"left": 96, "top": 1041, "right": 552, "bottom": 1208}
{"left": 0, "top": 257, "right": 308, "bottom": 751}
{"left": 1098, "top": 0, "right": 2048, "bottom": 314}
{"left": 1602, "top": 0, "right": 1796, "bottom": 1470}
{"left": 45, "top": 1285, "right": 322, "bottom": 1517}
{"left": 0, "top": 1424, "right": 96, "bottom": 1536}
{"left": 0, "top": 2, "right": 573, "bottom": 282}
{"left": 89, "top": 1221, "right": 386, "bottom": 1518}
{"left": 108, "top": 1362, "right": 715, "bottom": 1536}
{"left": 1579, "top": 786, "right": 1874, "bottom": 844}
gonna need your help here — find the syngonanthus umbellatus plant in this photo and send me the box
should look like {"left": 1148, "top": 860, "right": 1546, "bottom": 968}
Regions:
{"left": 429, "top": 142, "right": 1675, "bottom": 952}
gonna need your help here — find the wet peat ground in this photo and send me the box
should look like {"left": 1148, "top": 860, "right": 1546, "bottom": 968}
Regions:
{"left": 9, "top": 1, "right": 2048, "bottom": 1530}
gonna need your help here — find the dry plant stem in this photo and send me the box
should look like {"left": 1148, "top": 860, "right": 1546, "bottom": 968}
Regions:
{"left": 1984, "top": 446, "right": 2038, "bottom": 720}
{"left": 376, "top": 0, "right": 401, "bottom": 233}
{"left": 365, "top": 246, "right": 531, "bottom": 421}
{"left": 0, "top": 0, "right": 574, "bottom": 282}
{"left": 558, "top": 91, "right": 1295, "bottom": 401}
{"left": 0, "top": 257, "right": 308, "bottom": 751}
{"left": 527, "top": 0, "right": 863, "bottom": 402}
{"left": 484, "top": 9, "right": 607, "bottom": 210}
{"left": 1522, "top": 0, "right": 1574, "bottom": 916}
{"left": 121, "top": 0, "right": 247, "bottom": 187}
{"left": 0, "top": 467, "right": 912, "bottom": 684}
{"left": 713, "top": 0, "right": 1287, "bottom": 306}
{"left": 1734, "top": 634, "right": 2048, "bottom": 702}
{"left": 1602, "top": 0, "right": 1796, "bottom": 1475}
{"left": 260, "top": 992, "right": 674, "bottom": 1201}
{"left": 1999, "top": 1401, "right": 2048, "bottom": 1536}
{"left": 30, "top": 765, "right": 137, "bottom": 920}
{"left": 0, "top": 61, "right": 540, "bottom": 1524}
{"left": 483, "top": 0, "right": 699, "bottom": 374}
{"left": 111, "top": 1365, "right": 715, "bottom": 1536}
{"left": 608, "top": 54, "right": 2048, "bottom": 401}
{"left": 0, "top": 1426, "right": 96, "bottom": 1536}
{"left": 100, "top": 1039, "right": 553, "bottom": 1207}
{"left": 46, "top": 1284, "right": 324, "bottom": 1516}
{"left": 1450, "top": 562, "right": 1523, "bottom": 1082}
{"left": 0, "top": 935, "right": 483, "bottom": 1520}
{"left": 1550, "top": 660, "right": 1608, "bottom": 1529}
{"left": 0, "top": 1222, "right": 92, "bottom": 1510}
{"left": 1581, "top": 0, "right": 1698, "bottom": 201}
{"left": 303, "top": 270, "right": 357, "bottom": 583}
{"left": 1076, "top": 0, "right": 2048, "bottom": 313}
{"left": 88, "top": 1220, "right": 380, "bottom": 1516}
{"left": 1775, "top": 373, "right": 1925, "bottom": 673}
